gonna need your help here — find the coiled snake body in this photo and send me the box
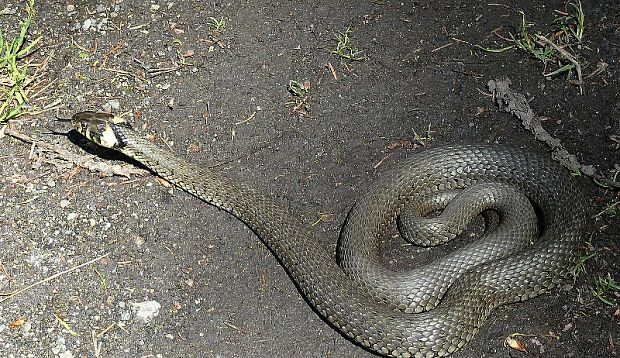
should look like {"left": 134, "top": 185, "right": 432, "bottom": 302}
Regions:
{"left": 71, "top": 112, "right": 586, "bottom": 357}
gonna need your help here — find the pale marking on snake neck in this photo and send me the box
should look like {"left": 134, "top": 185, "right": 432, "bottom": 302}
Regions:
{"left": 100, "top": 125, "right": 120, "bottom": 148}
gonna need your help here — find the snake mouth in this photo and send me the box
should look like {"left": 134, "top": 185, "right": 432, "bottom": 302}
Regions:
{"left": 71, "top": 111, "right": 131, "bottom": 149}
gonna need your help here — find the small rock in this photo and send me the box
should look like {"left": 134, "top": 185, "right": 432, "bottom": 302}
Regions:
{"left": 66, "top": 4, "right": 75, "bottom": 12}
{"left": 59, "top": 199, "right": 70, "bottom": 208}
{"left": 97, "top": 17, "right": 108, "bottom": 31}
{"left": 82, "top": 19, "right": 93, "bottom": 31}
{"left": 120, "top": 311, "right": 131, "bottom": 321}
{"left": 150, "top": 4, "right": 160, "bottom": 11}
{"left": 96, "top": 4, "right": 106, "bottom": 13}
{"left": 131, "top": 300, "right": 161, "bottom": 323}
{"left": 102, "top": 99, "right": 120, "bottom": 112}
{"left": 67, "top": 213, "right": 78, "bottom": 221}
{"left": 133, "top": 235, "right": 145, "bottom": 247}
{"left": 22, "top": 321, "right": 32, "bottom": 333}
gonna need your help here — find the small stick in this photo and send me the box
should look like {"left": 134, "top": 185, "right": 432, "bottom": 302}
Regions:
{"left": 0, "top": 253, "right": 110, "bottom": 303}
{"left": 235, "top": 111, "right": 256, "bottom": 125}
{"left": 373, "top": 153, "right": 392, "bottom": 169}
{"left": 431, "top": 42, "right": 453, "bottom": 53}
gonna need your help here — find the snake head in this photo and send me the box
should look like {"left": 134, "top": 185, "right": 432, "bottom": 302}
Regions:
{"left": 71, "top": 111, "right": 132, "bottom": 149}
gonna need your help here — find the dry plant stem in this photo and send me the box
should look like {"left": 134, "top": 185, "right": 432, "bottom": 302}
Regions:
{"left": 0, "top": 253, "right": 110, "bottom": 303}
{"left": 488, "top": 78, "right": 619, "bottom": 189}
{"left": 535, "top": 35, "right": 584, "bottom": 94}
{"left": 1, "top": 125, "right": 146, "bottom": 177}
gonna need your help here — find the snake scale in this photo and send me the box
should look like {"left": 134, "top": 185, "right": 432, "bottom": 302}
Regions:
{"left": 70, "top": 111, "right": 586, "bottom": 357}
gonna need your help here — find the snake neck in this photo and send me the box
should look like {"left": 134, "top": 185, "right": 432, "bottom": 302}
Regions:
{"left": 117, "top": 131, "right": 340, "bottom": 276}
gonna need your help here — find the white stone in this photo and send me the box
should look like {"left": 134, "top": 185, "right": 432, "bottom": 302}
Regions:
{"left": 131, "top": 300, "right": 161, "bottom": 323}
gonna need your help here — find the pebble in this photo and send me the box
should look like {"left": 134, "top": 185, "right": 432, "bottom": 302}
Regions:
{"left": 67, "top": 213, "right": 78, "bottom": 221}
{"left": 59, "top": 351, "right": 74, "bottom": 358}
{"left": 131, "top": 300, "right": 161, "bottom": 323}
{"left": 66, "top": 4, "right": 75, "bottom": 12}
{"left": 21, "top": 321, "right": 32, "bottom": 333}
{"left": 102, "top": 99, "right": 120, "bottom": 112}
{"left": 60, "top": 199, "right": 70, "bottom": 208}
{"left": 82, "top": 19, "right": 93, "bottom": 31}
{"left": 120, "top": 311, "right": 131, "bottom": 321}
{"left": 98, "top": 18, "right": 108, "bottom": 31}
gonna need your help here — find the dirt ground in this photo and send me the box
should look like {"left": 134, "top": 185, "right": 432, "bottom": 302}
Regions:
{"left": 1, "top": 1, "right": 619, "bottom": 357}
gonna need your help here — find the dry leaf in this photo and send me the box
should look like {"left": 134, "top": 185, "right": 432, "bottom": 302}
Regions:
{"left": 505, "top": 336, "right": 527, "bottom": 353}
{"left": 9, "top": 318, "right": 25, "bottom": 329}
{"left": 186, "top": 143, "right": 200, "bottom": 153}
{"left": 156, "top": 177, "right": 172, "bottom": 187}
{"left": 387, "top": 139, "right": 414, "bottom": 149}
{"left": 171, "top": 301, "right": 182, "bottom": 313}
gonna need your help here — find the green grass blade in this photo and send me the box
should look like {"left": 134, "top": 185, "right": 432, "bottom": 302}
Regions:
{"left": 474, "top": 44, "right": 515, "bottom": 53}
{"left": 12, "top": 17, "right": 31, "bottom": 54}
{"left": 545, "top": 63, "right": 575, "bottom": 77}
{"left": 17, "top": 36, "right": 41, "bottom": 58}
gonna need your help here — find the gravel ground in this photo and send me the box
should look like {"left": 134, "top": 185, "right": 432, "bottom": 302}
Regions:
{"left": 0, "top": 1, "right": 618, "bottom": 358}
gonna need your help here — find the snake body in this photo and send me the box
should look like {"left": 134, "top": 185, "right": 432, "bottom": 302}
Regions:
{"left": 71, "top": 112, "right": 586, "bottom": 357}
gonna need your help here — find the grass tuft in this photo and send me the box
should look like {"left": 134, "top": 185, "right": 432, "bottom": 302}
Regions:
{"left": 286, "top": 80, "right": 311, "bottom": 116}
{"left": 208, "top": 17, "right": 226, "bottom": 33}
{"left": 0, "top": 0, "right": 41, "bottom": 123}
{"left": 413, "top": 123, "right": 434, "bottom": 146}
{"left": 593, "top": 273, "right": 620, "bottom": 306}
{"left": 329, "top": 28, "right": 364, "bottom": 61}
{"left": 476, "top": 1, "right": 586, "bottom": 91}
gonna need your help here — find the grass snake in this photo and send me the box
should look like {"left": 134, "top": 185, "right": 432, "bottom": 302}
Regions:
{"left": 70, "top": 111, "right": 586, "bottom": 357}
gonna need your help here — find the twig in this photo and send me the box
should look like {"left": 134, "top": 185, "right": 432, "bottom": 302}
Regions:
{"left": 488, "top": 78, "right": 620, "bottom": 189}
{"left": 0, "top": 253, "right": 110, "bottom": 303}
{"left": 92, "top": 323, "right": 116, "bottom": 357}
{"left": 373, "top": 153, "right": 392, "bottom": 169}
{"left": 101, "top": 67, "right": 146, "bottom": 82}
{"left": 594, "top": 201, "right": 619, "bottom": 218}
{"left": 0, "top": 125, "right": 146, "bottom": 178}
{"left": 431, "top": 42, "right": 453, "bottom": 53}
{"left": 235, "top": 111, "right": 256, "bottom": 125}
